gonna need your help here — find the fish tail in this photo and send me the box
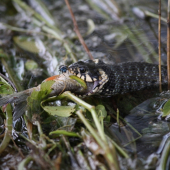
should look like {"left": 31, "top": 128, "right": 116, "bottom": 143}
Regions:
{"left": 0, "top": 88, "right": 35, "bottom": 106}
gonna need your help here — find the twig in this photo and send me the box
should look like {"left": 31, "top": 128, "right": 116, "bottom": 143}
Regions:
{"left": 167, "top": 0, "right": 170, "bottom": 89}
{"left": 65, "top": 0, "right": 94, "bottom": 60}
{"left": 158, "top": 0, "right": 162, "bottom": 92}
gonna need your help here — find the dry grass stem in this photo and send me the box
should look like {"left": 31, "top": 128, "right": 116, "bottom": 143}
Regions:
{"left": 167, "top": 0, "right": 170, "bottom": 89}
{"left": 158, "top": 0, "right": 162, "bottom": 92}
{"left": 65, "top": 0, "right": 94, "bottom": 60}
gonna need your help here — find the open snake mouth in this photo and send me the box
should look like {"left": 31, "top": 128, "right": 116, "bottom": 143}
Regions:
{"left": 69, "top": 67, "right": 109, "bottom": 97}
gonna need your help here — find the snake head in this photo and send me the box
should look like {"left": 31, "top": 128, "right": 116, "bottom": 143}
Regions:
{"left": 69, "top": 60, "right": 101, "bottom": 82}
{"left": 68, "top": 59, "right": 109, "bottom": 96}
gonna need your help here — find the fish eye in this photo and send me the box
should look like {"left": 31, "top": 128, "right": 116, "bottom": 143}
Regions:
{"left": 79, "top": 67, "right": 86, "bottom": 73}
{"left": 59, "top": 65, "right": 68, "bottom": 73}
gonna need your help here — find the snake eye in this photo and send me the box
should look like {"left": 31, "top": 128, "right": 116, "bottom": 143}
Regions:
{"left": 79, "top": 67, "right": 86, "bottom": 73}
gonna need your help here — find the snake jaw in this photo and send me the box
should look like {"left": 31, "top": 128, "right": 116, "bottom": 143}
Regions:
{"left": 85, "top": 69, "right": 109, "bottom": 96}
{"left": 68, "top": 59, "right": 109, "bottom": 97}
{"left": 77, "top": 69, "right": 109, "bottom": 97}
{"left": 70, "top": 68, "right": 109, "bottom": 97}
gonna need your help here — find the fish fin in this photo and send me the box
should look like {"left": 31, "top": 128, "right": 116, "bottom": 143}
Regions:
{"left": 13, "top": 101, "right": 27, "bottom": 121}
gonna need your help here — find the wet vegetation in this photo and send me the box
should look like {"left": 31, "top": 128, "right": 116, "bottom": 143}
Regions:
{"left": 0, "top": 0, "right": 170, "bottom": 170}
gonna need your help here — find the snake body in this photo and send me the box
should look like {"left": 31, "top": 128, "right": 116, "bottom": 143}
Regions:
{"left": 68, "top": 59, "right": 168, "bottom": 96}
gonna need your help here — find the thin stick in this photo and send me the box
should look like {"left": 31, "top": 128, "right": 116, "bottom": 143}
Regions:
{"left": 65, "top": 0, "right": 94, "bottom": 60}
{"left": 167, "top": 0, "right": 170, "bottom": 89}
{"left": 158, "top": 0, "right": 162, "bottom": 92}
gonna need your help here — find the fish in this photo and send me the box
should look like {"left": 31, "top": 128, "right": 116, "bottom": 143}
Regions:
{"left": 0, "top": 72, "right": 93, "bottom": 120}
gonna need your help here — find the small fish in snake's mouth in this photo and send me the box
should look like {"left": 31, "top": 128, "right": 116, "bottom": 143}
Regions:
{"left": 58, "top": 64, "right": 98, "bottom": 96}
